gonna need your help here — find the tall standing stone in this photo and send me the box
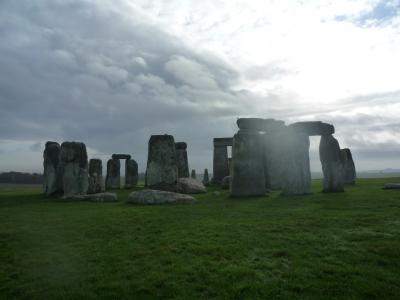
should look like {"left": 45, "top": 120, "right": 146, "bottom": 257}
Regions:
{"left": 145, "top": 134, "right": 178, "bottom": 191}
{"left": 203, "top": 168, "right": 210, "bottom": 186}
{"left": 60, "top": 142, "right": 89, "bottom": 197}
{"left": 280, "top": 128, "right": 312, "bottom": 195}
{"left": 230, "top": 118, "right": 266, "bottom": 197}
{"left": 88, "top": 159, "right": 104, "bottom": 194}
{"left": 125, "top": 159, "right": 138, "bottom": 188}
{"left": 175, "top": 142, "right": 189, "bottom": 178}
{"left": 341, "top": 148, "right": 356, "bottom": 185}
{"left": 43, "top": 141, "right": 63, "bottom": 196}
{"left": 320, "top": 135, "right": 344, "bottom": 192}
{"left": 262, "top": 120, "right": 286, "bottom": 190}
{"left": 212, "top": 138, "right": 232, "bottom": 184}
{"left": 106, "top": 158, "right": 120, "bottom": 189}
{"left": 191, "top": 169, "right": 196, "bottom": 179}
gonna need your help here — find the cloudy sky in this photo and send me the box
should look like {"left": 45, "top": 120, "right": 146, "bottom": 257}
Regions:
{"left": 1, "top": 0, "right": 400, "bottom": 174}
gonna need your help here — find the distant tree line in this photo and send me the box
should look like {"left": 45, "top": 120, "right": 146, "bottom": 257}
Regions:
{"left": 0, "top": 172, "right": 43, "bottom": 184}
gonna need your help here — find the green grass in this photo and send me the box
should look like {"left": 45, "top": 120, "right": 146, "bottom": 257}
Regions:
{"left": 1, "top": 178, "right": 400, "bottom": 299}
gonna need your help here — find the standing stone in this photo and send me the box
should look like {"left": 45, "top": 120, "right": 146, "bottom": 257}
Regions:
{"left": 203, "top": 168, "right": 210, "bottom": 186}
{"left": 60, "top": 142, "right": 88, "bottom": 197}
{"left": 280, "top": 129, "right": 312, "bottom": 195}
{"left": 125, "top": 159, "right": 138, "bottom": 188}
{"left": 191, "top": 169, "right": 196, "bottom": 179}
{"left": 145, "top": 134, "right": 178, "bottom": 192}
{"left": 43, "top": 141, "right": 63, "bottom": 196}
{"left": 88, "top": 159, "right": 104, "bottom": 194}
{"left": 230, "top": 119, "right": 266, "bottom": 197}
{"left": 175, "top": 142, "right": 189, "bottom": 178}
{"left": 262, "top": 121, "right": 286, "bottom": 190}
{"left": 320, "top": 135, "right": 344, "bottom": 192}
{"left": 341, "top": 148, "right": 356, "bottom": 185}
{"left": 106, "top": 158, "right": 120, "bottom": 189}
{"left": 212, "top": 138, "right": 232, "bottom": 184}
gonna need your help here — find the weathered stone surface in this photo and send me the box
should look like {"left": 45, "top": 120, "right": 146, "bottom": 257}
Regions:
{"left": 280, "top": 129, "right": 312, "bottom": 195}
{"left": 383, "top": 183, "right": 400, "bottom": 189}
{"left": 289, "top": 121, "right": 334, "bottom": 136}
{"left": 320, "top": 135, "right": 344, "bottom": 192}
{"left": 221, "top": 176, "right": 230, "bottom": 190}
{"left": 127, "top": 189, "right": 196, "bottom": 205}
{"left": 237, "top": 118, "right": 267, "bottom": 130}
{"left": 175, "top": 142, "right": 189, "bottom": 178}
{"left": 177, "top": 178, "right": 206, "bottom": 194}
{"left": 145, "top": 135, "right": 178, "bottom": 191}
{"left": 60, "top": 142, "right": 89, "bottom": 197}
{"left": 230, "top": 130, "right": 265, "bottom": 197}
{"left": 213, "top": 137, "right": 233, "bottom": 147}
{"left": 340, "top": 148, "right": 356, "bottom": 185}
{"left": 88, "top": 159, "right": 104, "bottom": 194}
{"left": 112, "top": 154, "right": 131, "bottom": 160}
{"left": 191, "top": 169, "right": 196, "bottom": 179}
{"left": 125, "top": 159, "right": 138, "bottom": 188}
{"left": 105, "top": 158, "right": 120, "bottom": 189}
{"left": 202, "top": 168, "right": 210, "bottom": 186}
{"left": 43, "top": 141, "right": 63, "bottom": 196}
{"left": 213, "top": 143, "right": 229, "bottom": 184}
{"left": 62, "top": 192, "right": 117, "bottom": 202}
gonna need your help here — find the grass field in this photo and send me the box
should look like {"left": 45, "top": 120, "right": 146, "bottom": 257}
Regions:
{"left": 1, "top": 178, "right": 400, "bottom": 299}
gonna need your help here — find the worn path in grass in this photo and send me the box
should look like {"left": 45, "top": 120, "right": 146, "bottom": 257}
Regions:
{"left": 1, "top": 178, "right": 400, "bottom": 299}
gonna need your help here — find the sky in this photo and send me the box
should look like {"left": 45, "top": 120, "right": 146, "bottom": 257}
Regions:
{"left": 0, "top": 0, "right": 400, "bottom": 173}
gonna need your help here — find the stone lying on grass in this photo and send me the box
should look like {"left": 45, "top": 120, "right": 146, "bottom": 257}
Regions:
{"left": 62, "top": 192, "right": 118, "bottom": 202}
{"left": 383, "top": 183, "right": 400, "bottom": 189}
{"left": 176, "top": 178, "right": 206, "bottom": 194}
{"left": 127, "top": 189, "right": 196, "bottom": 205}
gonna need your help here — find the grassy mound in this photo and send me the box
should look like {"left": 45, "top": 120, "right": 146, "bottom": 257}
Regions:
{"left": 1, "top": 179, "right": 400, "bottom": 299}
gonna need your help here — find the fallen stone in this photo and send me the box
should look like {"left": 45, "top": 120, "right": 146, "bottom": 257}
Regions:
{"left": 62, "top": 192, "right": 118, "bottom": 202}
{"left": 383, "top": 183, "right": 400, "bottom": 189}
{"left": 127, "top": 189, "right": 196, "bottom": 205}
{"left": 177, "top": 178, "right": 206, "bottom": 194}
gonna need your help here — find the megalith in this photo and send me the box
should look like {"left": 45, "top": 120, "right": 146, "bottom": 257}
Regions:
{"left": 175, "top": 142, "right": 189, "bottom": 178}
{"left": 203, "top": 168, "right": 210, "bottom": 186}
{"left": 230, "top": 118, "right": 266, "bottom": 197}
{"left": 88, "top": 158, "right": 104, "bottom": 194}
{"left": 145, "top": 134, "right": 178, "bottom": 191}
{"left": 60, "top": 142, "right": 89, "bottom": 197}
{"left": 212, "top": 138, "right": 232, "bottom": 184}
{"left": 43, "top": 141, "right": 63, "bottom": 196}
{"left": 261, "top": 119, "right": 286, "bottom": 190}
{"left": 280, "top": 128, "right": 312, "bottom": 195}
{"left": 191, "top": 169, "right": 196, "bottom": 179}
{"left": 341, "top": 148, "right": 356, "bottom": 185}
{"left": 125, "top": 159, "right": 138, "bottom": 188}
{"left": 319, "top": 135, "right": 344, "bottom": 192}
{"left": 106, "top": 158, "right": 120, "bottom": 189}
